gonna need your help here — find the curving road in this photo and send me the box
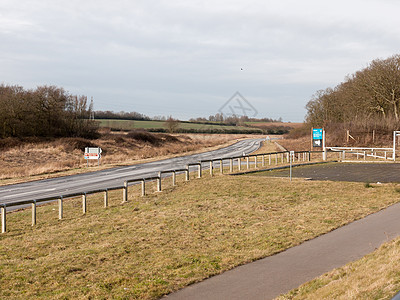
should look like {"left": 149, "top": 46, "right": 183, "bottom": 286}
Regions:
{"left": 0, "top": 138, "right": 263, "bottom": 208}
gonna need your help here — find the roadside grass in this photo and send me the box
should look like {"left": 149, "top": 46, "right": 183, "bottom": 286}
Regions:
{"left": 277, "top": 237, "right": 400, "bottom": 300}
{"left": 1, "top": 173, "right": 400, "bottom": 299}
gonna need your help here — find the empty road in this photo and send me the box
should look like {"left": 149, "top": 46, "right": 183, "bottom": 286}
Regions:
{"left": 0, "top": 138, "right": 263, "bottom": 208}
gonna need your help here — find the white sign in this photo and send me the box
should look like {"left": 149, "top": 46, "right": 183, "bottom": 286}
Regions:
{"left": 84, "top": 147, "right": 102, "bottom": 160}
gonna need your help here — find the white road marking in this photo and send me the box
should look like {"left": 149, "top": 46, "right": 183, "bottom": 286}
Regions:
{"left": 3, "top": 188, "right": 56, "bottom": 199}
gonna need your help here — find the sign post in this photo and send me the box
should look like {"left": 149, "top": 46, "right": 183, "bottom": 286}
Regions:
{"left": 84, "top": 147, "right": 102, "bottom": 166}
{"left": 312, "top": 128, "right": 326, "bottom": 161}
{"left": 289, "top": 151, "right": 294, "bottom": 181}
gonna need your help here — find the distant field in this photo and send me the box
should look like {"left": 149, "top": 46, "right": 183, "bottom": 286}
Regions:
{"left": 96, "top": 119, "right": 263, "bottom": 133}
{"left": 246, "top": 121, "right": 304, "bottom": 128}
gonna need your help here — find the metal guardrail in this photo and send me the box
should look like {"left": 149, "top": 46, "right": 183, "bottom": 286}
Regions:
{"left": 1, "top": 150, "right": 319, "bottom": 233}
{"left": 328, "top": 147, "right": 395, "bottom": 161}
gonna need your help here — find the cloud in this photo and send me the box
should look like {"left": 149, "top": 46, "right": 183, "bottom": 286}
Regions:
{"left": 1, "top": 0, "right": 400, "bottom": 121}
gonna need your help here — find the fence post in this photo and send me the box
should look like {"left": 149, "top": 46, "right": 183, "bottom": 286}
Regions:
{"left": 275, "top": 153, "right": 278, "bottom": 165}
{"left": 308, "top": 151, "right": 311, "bottom": 161}
{"left": 82, "top": 193, "right": 87, "bottom": 214}
{"left": 230, "top": 158, "right": 233, "bottom": 172}
{"left": 286, "top": 152, "right": 289, "bottom": 163}
{"left": 1, "top": 205, "right": 6, "bottom": 233}
{"left": 185, "top": 165, "right": 189, "bottom": 181}
{"left": 58, "top": 196, "right": 63, "bottom": 220}
{"left": 238, "top": 158, "right": 241, "bottom": 171}
{"left": 198, "top": 164, "right": 202, "bottom": 178}
{"left": 364, "top": 151, "right": 366, "bottom": 161}
{"left": 172, "top": 171, "right": 176, "bottom": 186}
{"left": 262, "top": 155, "right": 265, "bottom": 166}
{"left": 254, "top": 156, "right": 257, "bottom": 169}
{"left": 220, "top": 159, "right": 223, "bottom": 174}
{"left": 123, "top": 181, "right": 128, "bottom": 202}
{"left": 246, "top": 156, "right": 249, "bottom": 169}
{"left": 141, "top": 179, "right": 146, "bottom": 196}
{"left": 104, "top": 190, "right": 108, "bottom": 207}
{"left": 269, "top": 154, "right": 271, "bottom": 165}
{"left": 281, "top": 153, "right": 284, "bottom": 164}
{"left": 32, "top": 200, "right": 37, "bottom": 226}
{"left": 157, "top": 172, "right": 162, "bottom": 192}
{"left": 210, "top": 161, "right": 213, "bottom": 176}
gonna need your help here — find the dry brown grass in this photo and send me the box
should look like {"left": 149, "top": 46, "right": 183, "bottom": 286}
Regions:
{"left": 1, "top": 174, "right": 399, "bottom": 299}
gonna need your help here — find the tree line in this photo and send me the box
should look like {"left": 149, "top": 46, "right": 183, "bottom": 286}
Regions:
{"left": 0, "top": 84, "right": 97, "bottom": 138}
{"left": 306, "top": 54, "right": 400, "bottom": 130}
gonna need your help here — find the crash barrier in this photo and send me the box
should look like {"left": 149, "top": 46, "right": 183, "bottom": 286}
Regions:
{"left": 1, "top": 150, "right": 321, "bottom": 233}
{"left": 328, "top": 147, "right": 394, "bottom": 162}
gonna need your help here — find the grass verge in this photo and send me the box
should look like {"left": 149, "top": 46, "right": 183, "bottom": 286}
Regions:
{"left": 1, "top": 175, "right": 399, "bottom": 299}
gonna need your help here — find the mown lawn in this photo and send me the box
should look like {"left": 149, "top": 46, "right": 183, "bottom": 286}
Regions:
{"left": 1, "top": 174, "right": 399, "bottom": 299}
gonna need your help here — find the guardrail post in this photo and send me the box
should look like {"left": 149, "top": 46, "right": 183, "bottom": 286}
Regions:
{"left": 157, "top": 172, "right": 162, "bottom": 192}
{"left": 220, "top": 159, "right": 223, "bottom": 174}
{"left": 230, "top": 158, "right": 233, "bottom": 172}
{"left": 82, "top": 193, "right": 87, "bottom": 214}
{"left": 269, "top": 154, "right": 271, "bottom": 165}
{"left": 210, "top": 161, "right": 213, "bottom": 176}
{"left": 238, "top": 158, "right": 241, "bottom": 171}
{"left": 104, "top": 190, "right": 108, "bottom": 207}
{"left": 198, "top": 164, "right": 202, "bottom": 178}
{"left": 32, "top": 200, "right": 37, "bottom": 226}
{"left": 364, "top": 151, "right": 366, "bottom": 161}
{"left": 246, "top": 156, "right": 249, "bottom": 169}
{"left": 185, "top": 165, "right": 190, "bottom": 181}
{"left": 58, "top": 196, "right": 63, "bottom": 220}
{"left": 262, "top": 155, "right": 265, "bottom": 166}
{"left": 172, "top": 171, "right": 176, "bottom": 186}
{"left": 1, "top": 205, "right": 6, "bottom": 233}
{"left": 141, "top": 179, "right": 146, "bottom": 196}
{"left": 123, "top": 181, "right": 128, "bottom": 202}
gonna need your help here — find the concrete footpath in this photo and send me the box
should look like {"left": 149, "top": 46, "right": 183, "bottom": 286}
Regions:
{"left": 164, "top": 202, "right": 400, "bottom": 299}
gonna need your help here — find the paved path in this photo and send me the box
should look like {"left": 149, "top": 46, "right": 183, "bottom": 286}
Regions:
{"left": 165, "top": 164, "right": 400, "bottom": 299}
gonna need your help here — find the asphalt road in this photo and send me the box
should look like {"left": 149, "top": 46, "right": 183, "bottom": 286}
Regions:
{"left": 0, "top": 138, "right": 263, "bottom": 208}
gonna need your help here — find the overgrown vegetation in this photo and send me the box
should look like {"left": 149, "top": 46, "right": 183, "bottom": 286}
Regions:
{"left": 1, "top": 176, "right": 399, "bottom": 299}
{"left": 0, "top": 84, "right": 98, "bottom": 138}
{"left": 304, "top": 54, "right": 400, "bottom": 145}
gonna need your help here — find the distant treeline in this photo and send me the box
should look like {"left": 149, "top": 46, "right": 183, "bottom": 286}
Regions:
{"left": 0, "top": 84, "right": 97, "bottom": 138}
{"left": 109, "top": 126, "right": 290, "bottom": 135}
{"left": 95, "top": 110, "right": 282, "bottom": 127}
{"left": 94, "top": 110, "right": 151, "bottom": 121}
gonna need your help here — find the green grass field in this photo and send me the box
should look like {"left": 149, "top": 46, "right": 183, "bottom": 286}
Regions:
{"left": 96, "top": 119, "right": 262, "bottom": 133}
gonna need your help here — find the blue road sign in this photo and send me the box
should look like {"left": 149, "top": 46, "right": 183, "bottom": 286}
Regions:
{"left": 313, "top": 128, "right": 323, "bottom": 140}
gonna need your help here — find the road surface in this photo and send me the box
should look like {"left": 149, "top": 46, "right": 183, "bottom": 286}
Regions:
{"left": 0, "top": 138, "right": 262, "bottom": 208}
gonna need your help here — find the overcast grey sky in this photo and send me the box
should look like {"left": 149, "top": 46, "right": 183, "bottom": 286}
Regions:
{"left": 1, "top": 0, "right": 400, "bottom": 121}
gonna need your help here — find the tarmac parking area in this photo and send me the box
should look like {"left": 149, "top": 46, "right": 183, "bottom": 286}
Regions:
{"left": 263, "top": 162, "right": 400, "bottom": 183}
